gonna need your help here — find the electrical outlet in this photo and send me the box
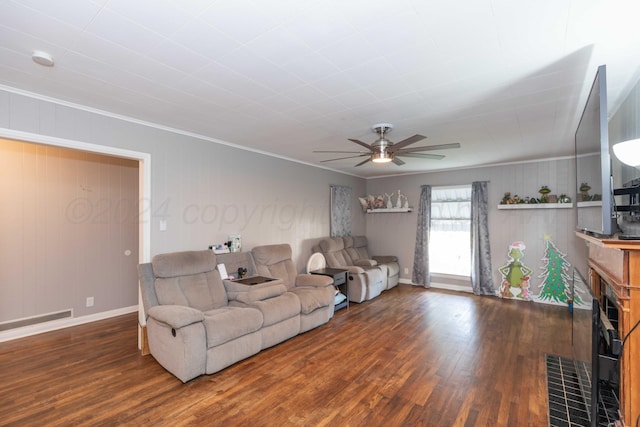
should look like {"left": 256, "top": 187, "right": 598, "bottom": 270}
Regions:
{"left": 86, "top": 297, "right": 94, "bottom": 307}
{"left": 404, "top": 267, "right": 409, "bottom": 275}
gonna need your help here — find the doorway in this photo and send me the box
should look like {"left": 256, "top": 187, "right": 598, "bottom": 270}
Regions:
{"left": 0, "top": 128, "right": 150, "bottom": 344}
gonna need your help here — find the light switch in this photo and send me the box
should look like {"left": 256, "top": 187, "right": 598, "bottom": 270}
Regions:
{"left": 160, "top": 219, "right": 167, "bottom": 231}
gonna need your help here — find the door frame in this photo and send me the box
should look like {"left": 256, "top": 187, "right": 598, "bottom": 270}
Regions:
{"left": 0, "top": 128, "right": 151, "bottom": 347}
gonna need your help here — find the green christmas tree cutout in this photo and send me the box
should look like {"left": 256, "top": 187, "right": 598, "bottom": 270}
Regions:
{"left": 536, "top": 238, "right": 582, "bottom": 305}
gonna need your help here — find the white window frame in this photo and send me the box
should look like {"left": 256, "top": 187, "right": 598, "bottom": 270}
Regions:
{"left": 429, "top": 184, "right": 472, "bottom": 291}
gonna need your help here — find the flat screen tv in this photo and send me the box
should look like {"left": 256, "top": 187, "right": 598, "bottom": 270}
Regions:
{"left": 575, "top": 65, "right": 616, "bottom": 237}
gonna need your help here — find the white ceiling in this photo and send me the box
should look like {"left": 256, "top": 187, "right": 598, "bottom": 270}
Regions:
{"left": 1, "top": 0, "right": 640, "bottom": 178}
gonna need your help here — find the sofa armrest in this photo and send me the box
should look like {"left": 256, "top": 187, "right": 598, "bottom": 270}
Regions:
{"left": 227, "top": 284, "right": 288, "bottom": 304}
{"left": 372, "top": 255, "right": 398, "bottom": 263}
{"left": 353, "top": 258, "right": 378, "bottom": 267}
{"left": 344, "top": 265, "right": 366, "bottom": 274}
{"left": 147, "top": 305, "right": 204, "bottom": 329}
{"left": 295, "top": 274, "right": 333, "bottom": 288}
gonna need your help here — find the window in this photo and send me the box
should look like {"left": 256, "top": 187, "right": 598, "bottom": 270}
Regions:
{"left": 429, "top": 185, "right": 472, "bottom": 279}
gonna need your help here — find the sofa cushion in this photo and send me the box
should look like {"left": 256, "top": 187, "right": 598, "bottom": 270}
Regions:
{"left": 152, "top": 250, "right": 216, "bottom": 278}
{"left": 252, "top": 292, "right": 301, "bottom": 326}
{"left": 319, "top": 237, "right": 344, "bottom": 253}
{"left": 292, "top": 287, "right": 335, "bottom": 315}
{"left": 319, "top": 237, "right": 353, "bottom": 268}
{"left": 351, "top": 236, "right": 371, "bottom": 259}
{"left": 203, "top": 307, "right": 263, "bottom": 348}
{"left": 155, "top": 270, "right": 228, "bottom": 312}
{"left": 151, "top": 250, "right": 229, "bottom": 312}
{"left": 344, "top": 236, "right": 374, "bottom": 261}
{"left": 251, "top": 244, "right": 299, "bottom": 290}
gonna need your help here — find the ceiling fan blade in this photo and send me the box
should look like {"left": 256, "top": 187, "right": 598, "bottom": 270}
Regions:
{"left": 354, "top": 157, "right": 371, "bottom": 167}
{"left": 320, "top": 154, "right": 369, "bottom": 163}
{"left": 348, "top": 138, "right": 373, "bottom": 150}
{"left": 396, "top": 143, "right": 461, "bottom": 154}
{"left": 390, "top": 134, "right": 427, "bottom": 151}
{"left": 392, "top": 157, "right": 406, "bottom": 166}
{"left": 313, "top": 150, "right": 369, "bottom": 154}
{"left": 399, "top": 152, "right": 445, "bottom": 160}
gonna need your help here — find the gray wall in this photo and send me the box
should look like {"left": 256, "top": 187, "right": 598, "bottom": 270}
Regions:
{"left": 0, "top": 88, "right": 365, "bottom": 324}
{"left": 364, "top": 158, "right": 589, "bottom": 294}
{"left": 0, "top": 139, "right": 139, "bottom": 322}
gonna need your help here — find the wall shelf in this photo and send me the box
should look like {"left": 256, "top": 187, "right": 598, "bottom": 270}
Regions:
{"left": 497, "top": 203, "right": 573, "bottom": 210}
{"left": 366, "top": 208, "right": 412, "bottom": 213}
{"left": 577, "top": 201, "right": 602, "bottom": 207}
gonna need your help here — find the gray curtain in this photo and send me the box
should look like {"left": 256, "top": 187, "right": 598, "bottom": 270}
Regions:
{"left": 470, "top": 181, "right": 495, "bottom": 295}
{"left": 412, "top": 185, "right": 431, "bottom": 288}
{"left": 330, "top": 185, "right": 351, "bottom": 237}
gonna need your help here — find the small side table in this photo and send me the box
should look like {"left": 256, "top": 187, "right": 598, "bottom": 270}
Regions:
{"left": 310, "top": 267, "right": 348, "bottom": 311}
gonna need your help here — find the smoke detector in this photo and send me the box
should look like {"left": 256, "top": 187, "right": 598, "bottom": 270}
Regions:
{"left": 32, "top": 50, "right": 54, "bottom": 67}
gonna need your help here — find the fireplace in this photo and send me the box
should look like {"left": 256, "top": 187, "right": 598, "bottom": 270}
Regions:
{"left": 570, "top": 269, "right": 621, "bottom": 426}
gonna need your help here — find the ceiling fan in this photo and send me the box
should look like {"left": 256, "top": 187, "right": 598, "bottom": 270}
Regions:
{"left": 314, "top": 123, "right": 460, "bottom": 167}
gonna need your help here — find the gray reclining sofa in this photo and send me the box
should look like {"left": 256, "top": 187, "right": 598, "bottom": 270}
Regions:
{"left": 138, "top": 246, "right": 334, "bottom": 382}
{"left": 314, "top": 235, "right": 399, "bottom": 303}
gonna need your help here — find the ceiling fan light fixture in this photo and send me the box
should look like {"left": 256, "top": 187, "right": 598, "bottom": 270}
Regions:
{"left": 371, "top": 151, "right": 393, "bottom": 163}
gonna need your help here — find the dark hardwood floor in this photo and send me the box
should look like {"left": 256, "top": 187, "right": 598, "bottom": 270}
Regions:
{"left": 0, "top": 285, "right": 571, "bottom": 426}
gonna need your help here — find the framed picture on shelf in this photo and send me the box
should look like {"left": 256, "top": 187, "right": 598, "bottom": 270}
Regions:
{"left": 228, "top": 234, "right": 241, "bottom": 252}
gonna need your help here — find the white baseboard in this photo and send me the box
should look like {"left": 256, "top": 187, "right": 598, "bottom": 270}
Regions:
{"left": 430, "top": 283, "right": 473, "bottom": 293}
{"left": 399, "top": 278, "right": 473, "bottom": 293}
{"left": 0, "top": 305, "right": 138, "bottom": 343}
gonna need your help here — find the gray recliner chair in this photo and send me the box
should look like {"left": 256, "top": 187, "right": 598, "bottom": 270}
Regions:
{"left": 315, "top": 237, "right": 386, "bottom": 303}
{"left": 344, "top": 236, "right": 400, "bottom": 289}
{"left": 251, "top": 244, "right": 336, "bottom": 333}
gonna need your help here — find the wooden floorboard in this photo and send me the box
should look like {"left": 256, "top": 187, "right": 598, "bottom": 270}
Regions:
{"left": 0, "top": 285, "right": 571, "bottom": 426}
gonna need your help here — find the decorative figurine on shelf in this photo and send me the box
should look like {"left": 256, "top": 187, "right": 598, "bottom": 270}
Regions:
{"left": 501, "top": 192, "right": 527, "bottom": 204}
{"left": 558, "top": 194, "right": 571, "bottom": 203}
{"left": 229, "top": 235, "right": 241, "bottom": 253}
{"left": 403, "top": 196, "right": 410, "bottom": 209}
{"left": 395, "top": 190, "right": 403, "bottom": 208}
{"left": 528, "top": 196, "right": 539, "bottom": 204}
{"left": 358, "top": 197, "right": 369, "bottom": 212}
{"left": 579, "top": 183, "right": 591, "bottom": 201}
{"left": 538, "top": 185, "right": 551, "bottom": 203}
{"left": 501, "top": 192, "right": 511, "bottom": 205}
{"left": 385, "top": 193, "right": 393, "bottom": 209}
{"left": 373, "top": 195, "right": 385, "bottom": 209}
{"left": 498, "top": 241, "right": 533, "bottom": 301}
